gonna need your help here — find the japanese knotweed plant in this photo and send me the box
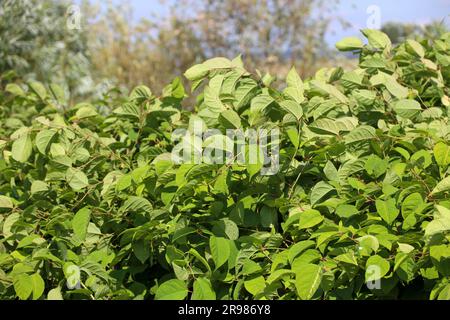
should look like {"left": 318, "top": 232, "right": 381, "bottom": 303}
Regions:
{"left": 0, "top": 29, "right": 449, "bottom": 300}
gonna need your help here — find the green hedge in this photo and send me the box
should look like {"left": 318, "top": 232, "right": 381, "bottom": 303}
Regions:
{"left": 0, "top": 29, "right": 449, "bottom": 300}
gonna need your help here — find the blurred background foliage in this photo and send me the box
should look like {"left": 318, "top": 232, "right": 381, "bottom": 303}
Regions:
{"left": 0, "top": 0, "right": 448, "bottom": 103}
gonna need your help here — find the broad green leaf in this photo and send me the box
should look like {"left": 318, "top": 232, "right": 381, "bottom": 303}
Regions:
{"left": 336, "top": 36, "right": 364, "bottom": 51}
{"left": 298, "top": 209, "right": 324, "bottom": 229}
{"left": 30, "top": 273, "right": 45, "bottom": 300}
{"left": 401, "top": 193, "right": 423, "bottom": 218}
{"left": 352, "top": 89, "right": 376, "bottom": 106}
{"left": 184, "top": 64, "right": 208, "bottom": 81}
{"left": 362, "top": 29, "right": 391, "bottom": 49}
{"left": 242, "top": 260, "right": 263, "bottom": 275}
{"left": 130, "top": 85, "right": 152, "bottom": 101}
{"left": 13, "top": 274, "right": 33, "bottom": 300}
{"left": 133, "top": 239, "right": 150, "bottom": 264}
{"left": 392, "top": 99, "right": 421, "bottom": 118}
{"left": 278, "top": 100, "right": 303, "bottom": 120}
{"left": 310, "top": 80, "right": 348, "bottom": 103}
{"left": 384, "top": 75, "right": 409, "bottom": 99}
{"left": 219, "top": 109, "right": 241, "bottom": 129}
{"left": 336, "top": 204, "right": 359, "bottom": 219}
{"left": 406, "top": 39, "right": 425, "bottom": 58}
{"left": 345, "top": 125, "right": 376, "bottom": 144}
{"left": 434, "top": 142, "right": 450, "bottom": 167}
{"left": 121, "top": 196, "right": 153, "bottom": 213}
{"left": 72, "top": 207, "right": 91, "bottom": 241}
{"left": 31, "top": 180, "right": 49, "bottom": 195}
{"left": 11, "top": 132, "right": 32, "bottom": 163}
{"left": 35, "top": 130, "right": 57, "bottom": 154}
{"left": 75, "top": 105, "right": 98, "bottom": 119}
{"left": 191, "top": 278, "right": 216, "bottom": 300}
{"left": 47, "top": 287, "right": 63, "bottom": 300}
{"left": 364, "top": 155, "right": 388, "bottom": 178}
{"left": 0, "top": 195, "right": 14, "bottom": 208}
{"left": 431, "top": 176, "right": 450, "bottom": 195}
{"left": 28, "top": 81, "right": 47, "bottom": 101}
{"left": 375, "top": 198, "right": 399, "bottom": 225}
{"left": 295, "top": 264, "right": 322, "bottom": 300}
{"left": 244, "top": 275, "right": 266, "bottom": 296}
{"left": 365, "top": 255, "right": 390, "bottom": 282}
{"left": 425, "top": 218, "right": 450, "bottom": 237}
{"left": 358, "top": 235, "right": 380, "bottom": 254}
{"left": 323, "top": 161, "right": 339, "bottom": 181}
{"left": 66, "top": 168, "right": 89, "bottom": 191}
{"left": 310, "top": 181, "right": 335, "bottom": 206}
{"left": 209, "top": 236, "right": 230, "bottom": 269}
{"left": 155, "top": 279, "right": 188, "bottom": 300}
{"left": 285, "top": 67, "right": 305, "bottom": 103}
{"left": 6, "top": 83, "right": 25, "bottom": 96}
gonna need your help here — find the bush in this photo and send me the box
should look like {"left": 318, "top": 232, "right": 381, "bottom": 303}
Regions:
{"left": 0, "top": 30, "right": 449, "bottom": 300}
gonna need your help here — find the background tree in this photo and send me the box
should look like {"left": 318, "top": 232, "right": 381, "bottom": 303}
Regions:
{"left": 381, "top": 20, "right": 449, "bottom": 44}
{"left": 86, "top": 0, "right": 347, "bottom": 94}
{"left": 0, "top": 0, "right": 95, "bottom": 101}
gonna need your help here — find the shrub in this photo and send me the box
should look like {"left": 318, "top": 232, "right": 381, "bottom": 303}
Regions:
{"left": 0, "top": 30, "right": 449, "bottom": 300}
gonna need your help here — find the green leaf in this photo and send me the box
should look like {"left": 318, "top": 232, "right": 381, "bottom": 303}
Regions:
{"left": 375, "top": 198, "right": 399, "bottom": 225}
{"left": 310, "top": 80, "right": 348, "bottom": 103}
{"left": 30, "top": 273, "right": 45, "bottom": 300}
{"left": 31, "top": 180, "right": 49, "bottom": 195}
{"left": 66, "top": 168, "right": 89, "bottom": 191}
{"left": 336, "top": 204, "right": 359, "bottom": 219}
{"left": 184, "top": 64, "right": 208, "bottom": 81}
{"left": 401, "top": 193, "right": 423, "bottom": 218}
{"left": 219, "top": 109, "right": 241, "bottom": 129}
{"left": 121, "top": 196, "right": 153, "bottom": 213}
{"left": 425, "top": 218, "right": 450, "bottom": 237}
{"left": 278, "top": 100, "right": 303, "bottom": 120}
{"left": 47, "top": 287, "right": 63, "bottom": 300}
{"left": 75, "top": 104, "right": 98, "bottom": 119}
{"left": 11, "top": 132, "right": 32, "bottom": 163}
{"left": 358, "top": 235, "right": 380, "bottom": 254}
{"left": 212, "top": 218, "right": 239, "bottom": 240}
{"left": 191, "top": 278, "right": 216, "bottom": 300}
{"left": 72, "top": 207, "right": 91, "bottom": 241}
{"left": 13, "top": 274, "right": 33, "bottom": 300}
{"left": 285, "top": 67, "right": 305, "bottom": 103}
{"left": 406, "top": 39, "right": 425, "bottom": 58}
{"left": 384, "top": 75, "right": 409, "bottom": 99}
{"left": 392, "top": 99, "right": 421, "bottom": 118}
{"left": 365, "top": 255, "right": 390, "bottom": 282}
{"left": 298, "top": 209, "right": 324, "bottom": 229}
{"left": 130, "top": 85, "right": 152, "bottom": 101}
{"left": 310, "top": 181, "right": 335, "bottom": 206}
{"left": 0, "top": 195, "right": 14, "bottom": 208}
{"left": 28, "top": 81, "right": 47, "bottom": 101}
{"left": 309, "top": 117, "right": 357, "bottom": 136}
{"left": 434, "top": 142, "right": 450, "bottom": 167}
{"left": 323, "top": 161, "right": 339, "bottom": 181}
{"left": 244, "top": 275, "right": 266, "bottom": 296}
{"left": 362, "top": 29, "right": 391, "bottom": 49}
{"left": 336, "top": 36, "right": 364, "bottom": 51}
{"left": 155, "top": 279, "right": 188, "bottom": 300}
{"left": 345, "top": 125, "right": 376, "bottom": 144}
{"left": 364, "top": 155, "right": 388, "bottom": 178}
{"left": 6, "top": 83, "right": 25, "bottom": 96}
{"left": 133, "top": 239, "right": 150, "bottom": 264}
{"left": 209, "top": 236, "right": 230, "bottom": 269}
{"left": 431, "top": 176, "right": 450, "bottom": 195}
{"left": 295, "top": 263, "right": 322, "bottom": 300}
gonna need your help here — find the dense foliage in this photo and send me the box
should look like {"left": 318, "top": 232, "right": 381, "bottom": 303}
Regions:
{"left": 0, "top": 30, "right": 449, "bottom": 300}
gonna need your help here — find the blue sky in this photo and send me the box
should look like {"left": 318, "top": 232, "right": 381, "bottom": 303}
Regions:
{"left": 105, "top": 0, "right": 450, "bottom": 44}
